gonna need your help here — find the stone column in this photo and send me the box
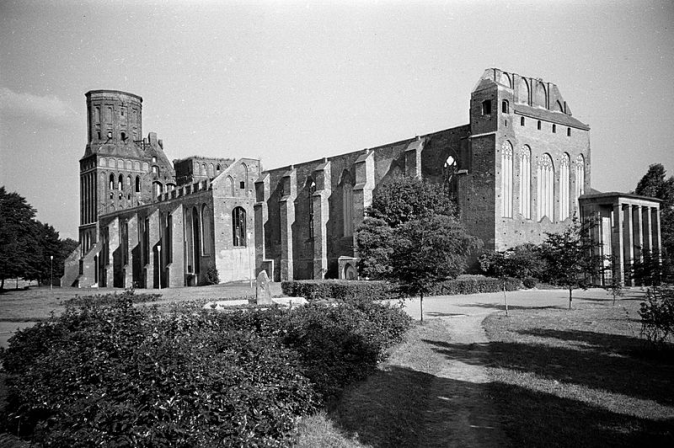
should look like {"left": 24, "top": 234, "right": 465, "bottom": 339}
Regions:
{"left": 144, "top": 209, "right": 161, "bottom": 288}
{"left": 653, "top": 206, "right": 662, "bottom": 265}
{"left": 633, "top": 205, "right": 643, "bottom": 263}
{"left": 279, "top": 167, "right": 297, "bottom": 281}
{"left": 168, "top": 205, "right": 185, "bottom": 287}
{"left": 612, "top": 203, "right": 624, "bottom": 285}
{"left": 642, "top": 206, "right": 653, "bottom": 257}
{"left": 622, "top": 204, "right": 634, "bottom": 286}
{"left": 312, "top": 160, "right": 331, "bottom": 279}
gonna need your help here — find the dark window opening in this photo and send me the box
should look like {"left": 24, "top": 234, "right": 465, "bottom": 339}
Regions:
{"left": 520, "top": 117, "right": 525, "bottom": 126}
{"left": 97, "top": 131, "right": 101, "bottom": 140}
{"left": 121, "top": 132, "right": 126, "bottom": 140}
{"left": 501, "top": 100, "right": 509, "bottom": 114}
{"left": 135, "top": 176, "right": 140, "bottom": 193}
{"left": 537, "top": 120, "right": 542, "bottom": 130}
{"left": 552, "top": 124, "right": 557, "bottom": 133}
{"left": 567, "top": 128, "right": 571, "bottom": 136}
{"left": 240, "top": 181, "right": 245, "bottom": 189}
{"left": 482, "top": 100, "right": 492, "bottom": 115}
{"left": 233, "top": 207, "right": 247, "bottom": 247}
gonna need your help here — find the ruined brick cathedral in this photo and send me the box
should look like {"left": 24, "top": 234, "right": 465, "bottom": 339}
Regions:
{"left": 62, "top": 68, "right": 662, "bottom": 288}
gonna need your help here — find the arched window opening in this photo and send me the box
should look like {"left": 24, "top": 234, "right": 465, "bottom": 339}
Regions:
{"left": 192, "top": 207, "right": 201, "bottom": 274}
{"left": 519, "top": 146, "right": 532, "bottom": 219}
{"left": 201, "top": 163, "right": 206, "bottom": 176}
{"left": 135, "top": 176, "right": 141, "bottom": 193}
{"left": 343, "top": 183, "right": 354, "bottom": 237}
{"left": 443, "top": 155, "right": 458, "bottom": 196}
{"left": 501, "top": 100, "right": 509, "bottom": 114}
{"left": 216, "top": 164, "right": 221, "bottom": 173}
{"left": 500, "top": 141, "right": 513, "bottom": 218}
{"left": 560, "top": 153, "right": 570, "bottom": 221}
{"left": 482, "top": 100, "right": 492, "bottom": 115}
{"left": 226, "top": 176, "right": 235, "bottom": 197}
{"left": 233, "top": 207, "right": 247, "bottom": 247}
{"left": 239, "top": 163, "right": 248, "bottom": 190}
{"left": 307, "top": 178, "right": 316, "bottom": 239}
{"left": 575, "top": 154, "right": 585, "bottom": 205}
{"left": 537, "top": 154, "right": 555, "bottom": 221}
{"left": 537, "top": 120, "right": 542, "bottom": 130}
{"left": 109, "top": 174, "right": 115, "bottom": 191}
{"left": 520, "top": 116, "right": 525, "bottom": 126}
{"left": 152, "top": 166, "right": 159, "bottom": 176}
{"left": 517, "top": 78, "right": 529, "bottom": 104}
{"left": 552, "top": 124, "right": 557, "bottom": 133}
{"left": 153, "top": 182, "right": 163, "bottom": 198}
{"left": 208, "top": 163, "right": 214, "bottom": 178}
{"left": 567, "top": 128, "right": 571, "bottom": 137}
{"left": 201, "top": 205, "right": 212, "bottom": 255}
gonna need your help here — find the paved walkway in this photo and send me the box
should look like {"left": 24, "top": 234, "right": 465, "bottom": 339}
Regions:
{"left": 398, "top": 288, "right": 644, "bottom": 448}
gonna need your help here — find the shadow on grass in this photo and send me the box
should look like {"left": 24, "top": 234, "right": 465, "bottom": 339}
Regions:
{"left": 456, "top": 303, "right": 565, "bottom": 311}
{"left": 425, "top": 312, "right": 467, "bottom": 317}
{"left": 328, "top": 363, "right": 673, "bottom": 448}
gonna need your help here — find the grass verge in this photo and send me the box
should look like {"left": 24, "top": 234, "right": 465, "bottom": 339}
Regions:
{"left": 483, "top": 300, "right": 674, "bottom": 448}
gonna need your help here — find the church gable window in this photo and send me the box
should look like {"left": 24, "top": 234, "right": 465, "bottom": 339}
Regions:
{"left": 233, "top": 207, "right": 247, "bottom": 247}
{"left": 537, "top": 153, "right": 555, "bottom": 221}
{"left": 559, "top": 153, "right": 570, "bottom": 221}
{"left": 500, "top": 141, "right": 513, "bottom": 218}
{"left": 519, "top": 146, "right": 532, "bottom": 219}
{"left": 482, "top": 100, "right": 492, "bottom": 115}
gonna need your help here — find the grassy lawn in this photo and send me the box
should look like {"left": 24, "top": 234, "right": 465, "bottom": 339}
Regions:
{"left": 484, "top": 298, "right": 674, "bottom": 447}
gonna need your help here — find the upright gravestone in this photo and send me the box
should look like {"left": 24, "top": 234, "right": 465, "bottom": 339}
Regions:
{"left": 256, "top": 270, "right": 273, "bottom": 305}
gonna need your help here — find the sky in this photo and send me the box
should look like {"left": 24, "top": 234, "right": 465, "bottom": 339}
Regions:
{"left": 1, "top": 0, "right": 673, "bottom": 241}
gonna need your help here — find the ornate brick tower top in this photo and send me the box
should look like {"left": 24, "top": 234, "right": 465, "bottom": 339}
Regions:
{"left": 86, "top": 90, "right": 143, "bottom": 146}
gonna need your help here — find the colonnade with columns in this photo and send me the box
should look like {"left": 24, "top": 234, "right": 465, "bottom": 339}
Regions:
{"left": 580, "top": 193, "right": 662, "bottom": 286}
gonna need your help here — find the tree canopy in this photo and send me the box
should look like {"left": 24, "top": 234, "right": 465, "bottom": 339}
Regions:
{"left": 0, "top": 186, "right": 76, "bottom": 289}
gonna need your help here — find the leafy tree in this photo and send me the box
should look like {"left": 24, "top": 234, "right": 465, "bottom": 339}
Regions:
{"left": 0, "top": 187, "right": 37, "bottom": 289}
{"left": 368, "top": 177, "right": 456, "bottom": 228}
{"left": 357, "top": 177, "right": 459, "bottom": 279}
{"left": 0, "top": 187, "right": 76, "bottom": 289}
{"left": 635, "top": 163, "right": 674, "bottom": 282}
{"left": 390, "top": 214, "right": 479, "bottom": 321}
{"left": 355, "top": 217, "right": 395, "bottom": 279}
{"left": 479, "top": 244, "right": 545, "bottom": 280}
{"left": 539, "top": 217, "right": 603, "bottom": 309}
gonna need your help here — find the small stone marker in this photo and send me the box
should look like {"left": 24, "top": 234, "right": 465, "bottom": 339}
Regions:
{"left": 256, "top": 270, "right": 273, "bottom": 305}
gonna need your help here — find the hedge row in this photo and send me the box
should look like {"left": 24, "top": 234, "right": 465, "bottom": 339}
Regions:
{"left": 282, "top": 277, "right": 522, "bottom": 300}
{"left": 281, "top": 280, "right": 397, "bottom": 301}
{"left": 0, "top": 291, "right": 411, "bottom": 447}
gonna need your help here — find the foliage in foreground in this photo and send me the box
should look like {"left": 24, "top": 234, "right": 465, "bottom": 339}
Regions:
{"left": 0, "top": 293, "right": 411, "bottom": 446}
{"left": 639, "top": 286, "right": 674, "bottom": 345}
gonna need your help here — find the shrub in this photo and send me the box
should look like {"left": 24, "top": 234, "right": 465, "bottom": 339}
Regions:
{"left": 281, "top": 300, "right": 411, "bottom": 400}
{"left": 479, "top": 244, "right": 545, "bottom": 280}
{"left": 0, "top": 296, "right": 317, "bottom": 447}
{"left": 63, "top": 289, "right": 160, "bottom": 308}
{"left": 523, "top": 277, "right": 538, "bottom": 288}
{"left": 424, "top": 276, "right": 520, "bottom": 296}
{"left": 639, "top": 286, "right": 674, "bottom": 346}
{"left": 281, "top": 280, "right": 398, "bottom": 301}
{"left": 205, "top": 265, "right": 220, "bottom": 285}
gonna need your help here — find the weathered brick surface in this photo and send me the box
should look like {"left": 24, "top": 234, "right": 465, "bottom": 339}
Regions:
{"left": 67, "top": 69, "right": 656, "bottom": 288}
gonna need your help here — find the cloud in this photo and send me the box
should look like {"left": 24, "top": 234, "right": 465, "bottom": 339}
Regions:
{"left": 0, "top": 87, "right": 78, "bottom": 126}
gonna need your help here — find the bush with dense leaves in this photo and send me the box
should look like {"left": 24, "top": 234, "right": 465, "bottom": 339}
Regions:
{"left": 281, "top": 300, "right": 411, "bottom": 400}
{"left": 1, "top": 294, "right": 412, "bottom": 446}
{"left": 479, "top": 244, "right": 545, "bottom": 280}
{"left": 63, "top": 289, "right": 160, "bottom": 308}
{"left": 639, "top": 286, "right": 674, "bottom": 346}
{"left": 424, "top": 276, "right": 521, "bottom": 296}
{"left": 281, "top": 279, "right": 398, "bottom": 301}
{"left": 523, "top": 277, "right": 539, "bottom": 289}
{"left": 0, "top": 297, "right": 317, "bottom": 447}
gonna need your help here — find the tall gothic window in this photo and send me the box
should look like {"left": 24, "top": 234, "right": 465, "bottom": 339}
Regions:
{"left": 233, "top": 207, "right": 246, "bottom": 247}
{"left": 575, "top": 154, "right": 585, "bottom": 205}
{"left": 559, "top": 153, "right": 570, "bottom": 221}
{"left": 342, "top": 176, "right": 354, "bottom": 237}
{"left": 501, "top": 141, "right": 513, "bottom": 218}
{"left": 519, "top": 145, "right": 532, "bottom": 219}
{"left": 537, "top": 154, "right": 555, "bottom": 221}
{"left": 201, "top": 205, "right": 212, "bottom": 255}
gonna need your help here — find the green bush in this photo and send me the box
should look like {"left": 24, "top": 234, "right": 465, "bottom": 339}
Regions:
{"left": 523, "top": 277, "right": 538, "bottom": 288}
{"left": 1, "top": 294, "right": 412, "bottom": 445}
{"left": 1, "top": 296, "right": 317, "bottom": 447}
{"left": 425, "top": 276, "right": 521, "bottom": 296}
{"left": 205, "top": 266, "right": 220, "bottom": 285}
{"left": 639, "top": 286, "right": 674, "bottom": 346}
{"left": 63, "top": 289, "right": 160, "bottom": 308}
{"left": 281, "top": 279, "right": 398, "bottom": 301}
{"left": 281, "top": 300, "right": 411, "bottom": 400}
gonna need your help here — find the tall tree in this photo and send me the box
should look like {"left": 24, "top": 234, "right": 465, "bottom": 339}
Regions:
{"left": 0, "top": 187, "right": 38, "bottom": 289}
{"left": 390, "top": 215, "right": 479, "bottom": 321}
{"left": 539, "top": 218, "right": 603, "bottom": 309}
{"left": 635, "top": 163, "right": 674, "bottom": 281}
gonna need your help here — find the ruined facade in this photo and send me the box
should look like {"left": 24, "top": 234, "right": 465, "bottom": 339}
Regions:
{"left": 62, "top": 69, "right": 661, "bottom": 288}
